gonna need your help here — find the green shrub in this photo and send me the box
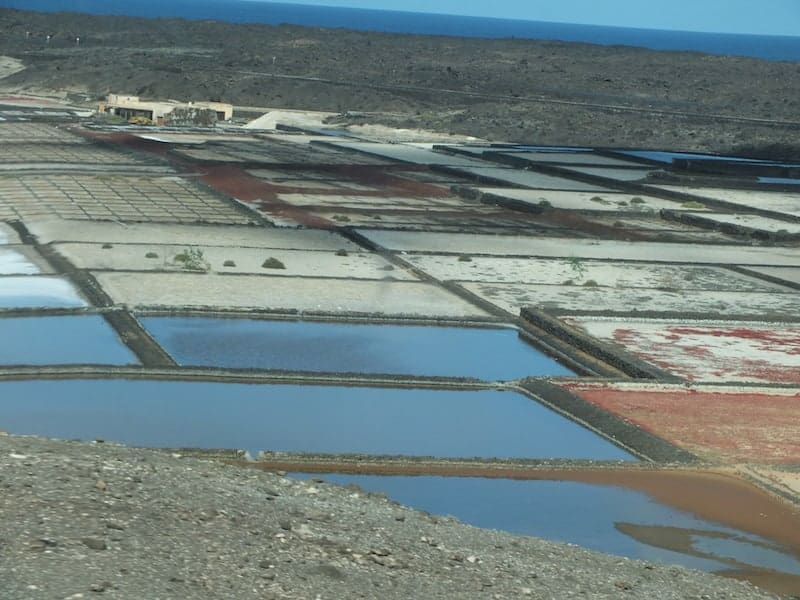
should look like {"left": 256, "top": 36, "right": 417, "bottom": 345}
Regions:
{"left": 174, "top": 247, "right": 210, "bottom": 271}
{"left": 262, "top": 257, "right": 286, "bottom": 269}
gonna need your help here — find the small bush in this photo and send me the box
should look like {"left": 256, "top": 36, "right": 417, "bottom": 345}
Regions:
{"left": 174, "top": 247, "right": 209, "bottom": 271}
{"left": 568, "top": 256, "right": 587, "bottom": 279}
{"left": 458, "top": 255, "right": 472, "bottom": 262}
{"left": 101, "top": 243, "right": 113, "bottom": 249}
{"left": 223, "top": 260, "right": 236, "bottom": 267}
{"left": 335, "top": 249, "right": 349, "bottom": 257}
{"left": 583, "top": 279, "right": 598, "bottom": 287}
{"left": 262, "top": 257, "right": 286, "bottom": 269}
{"left": 145, "top": 252, "right": 158, "bottom": 259}
{"left": 590, "top": 196, "right": 610, "bottom": 205}
{"left": 630, "top": 197, "right": 645, "bottom": 204}
{"left": 332, "top": 215, "right": 351, "bottom": 223}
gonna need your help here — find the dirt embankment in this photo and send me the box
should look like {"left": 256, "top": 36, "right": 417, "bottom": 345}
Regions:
{"left": 1, "top": 7, "right": 799, "bottom": 156}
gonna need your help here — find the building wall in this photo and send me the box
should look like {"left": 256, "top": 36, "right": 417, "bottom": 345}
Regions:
{"left": 98, "top": 95, "right": 234, "bottom": 124}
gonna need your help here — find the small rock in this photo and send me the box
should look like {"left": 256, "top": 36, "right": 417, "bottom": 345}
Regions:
{"left": 95, "top": 480, "right": 107, "bottom": 491}
{"left": 294, "top": 524, "right": 315, "bottom": 540}
{"left": 278, "top": 518, "right": 292, "bottom": 531}
{"left": 29, "top": 538, "right": 57, "bottom": 551}
{"left": 466, "top": 555, "right": 480, "bottom": 564}
{"left": 105, "top": 520, "right": 125, "bottom": 531}
{"left": 89, "top": 581, "right": 111, "bottom": 592}
{"left": 305, "top": 510, "right": 332, "bottom": 522}
{"left": 310, "top": 564, "right": 346, "bottom": 581}
{"left": 82, "top": 537, "right": 107, "bottom": 551}
{"left": 369, "top": 554, "right": 399, "bottom": 568}
{"left": 615, "top": 581, "right": 633, "bottom": 591}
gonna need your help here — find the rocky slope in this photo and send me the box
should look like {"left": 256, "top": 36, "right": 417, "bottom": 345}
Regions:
{"left": 0, "top": 434, "right": 779, "bottom": 599}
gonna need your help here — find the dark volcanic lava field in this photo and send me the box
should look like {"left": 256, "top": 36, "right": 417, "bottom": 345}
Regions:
{"left": 1, "top": 7, "right": 800, "bottom": 155}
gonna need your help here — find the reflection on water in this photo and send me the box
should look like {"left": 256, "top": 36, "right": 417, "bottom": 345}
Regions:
{"left": 141, "top": 317, "right": 574, "bottom": 380}
{"left": 0, "top": 316, "right": 138, "bottom": 365}
{"left": 759, "top": 177, "right": 800, "bottom": 185}
{"left": 0, "top": 380, "right": 632, "bottom": 460}
{"left": 617, "top": 523, "right": 800, "bottom": 576}
{"left": 293, "top": 474, "right": 800, "bottom": 586}
{"left": 0, "top": 276, "right": 86, "bottom": 308}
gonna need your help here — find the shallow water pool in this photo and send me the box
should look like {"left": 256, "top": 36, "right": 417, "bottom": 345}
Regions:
{"left": 0, "top": 315, "right": 138, "bottom": 365}
{"left": 140, "top": 317, "right": 574, "bottom": 380}
{"left": 293, "top": 473, "right": 800, "bottom": 583}
{"left": 0, "top": 379, "right": 632, "bottom": 460}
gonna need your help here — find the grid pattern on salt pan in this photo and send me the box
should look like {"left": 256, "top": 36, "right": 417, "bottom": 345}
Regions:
{"left": 0, "top": 122, "right": 84, "bottom": 143}
{"left": 0, "top": 175, "right": 253, "bottom": 224}
{"left": 174, "top": 140, "right": 389, "bottom": 166}
{"left": 0, "top": 142, "right": 148, "bottom": 165}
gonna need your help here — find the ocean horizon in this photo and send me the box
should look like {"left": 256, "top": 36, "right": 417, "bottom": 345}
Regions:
{"left": 2, "top": 0, "right": 800, "bottom": 62}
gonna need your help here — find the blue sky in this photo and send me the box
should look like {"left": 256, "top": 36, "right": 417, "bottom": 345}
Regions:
{"left": 263, "top": 0, "right": 800, "bottom": 36}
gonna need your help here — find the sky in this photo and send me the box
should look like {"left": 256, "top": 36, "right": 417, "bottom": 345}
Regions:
{"left": 261, "top": 0, "right": 800, "bottom": 36}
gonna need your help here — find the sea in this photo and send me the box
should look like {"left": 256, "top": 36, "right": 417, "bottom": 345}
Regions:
{"left": 2, "top": 0, "right": 800, "bottom": 62}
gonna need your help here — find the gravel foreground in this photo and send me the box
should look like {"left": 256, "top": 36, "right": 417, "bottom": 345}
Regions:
{"left": 0, "top": 434, "right": 778, "bottom": 600}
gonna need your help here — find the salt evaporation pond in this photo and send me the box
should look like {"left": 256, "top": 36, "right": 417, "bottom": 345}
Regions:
{"left": 0, "top": 248, "right": 39, "bottom": 275}
{"left": 140, "top": 317, "right": 574, "bottom": 380}
{"left": 0, "top": 316, "right": 138, "bottom": 365}
{"left": 0, "top": 380, "right": 632, "bottom": 460}
{"left": 0, "top": 276, "right": 86, "bottom": 308}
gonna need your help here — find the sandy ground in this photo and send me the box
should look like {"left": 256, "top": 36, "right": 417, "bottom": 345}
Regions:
{"left": 0, "top": 55, "right": 24, "bottom": 80}
{"left": 27, "top": 220, "right": 356, "bottom": 250}
{"left": 55, "top": 243, "right": 418, "bottom": 280}
{"left": 358, "top": 230, "right": 800, "bottom": 266}
{"left": 95, "top": 272, "right": 490, "bottom": 317}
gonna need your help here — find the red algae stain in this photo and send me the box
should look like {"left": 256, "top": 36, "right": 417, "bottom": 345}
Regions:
{"left": 562, "top": 383, "right": 800, "bottom": 464}
{"left": 609, "top": 324, "right": 800, "bottom": 383}
{"left": 669, "top": 327, "right": 800, "bottom": 354}
{"left": 198, "top": 165, "right": 335, "bottom": 229}
{"left": 315, "top": 165, "right": 451, "bottom": 198}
